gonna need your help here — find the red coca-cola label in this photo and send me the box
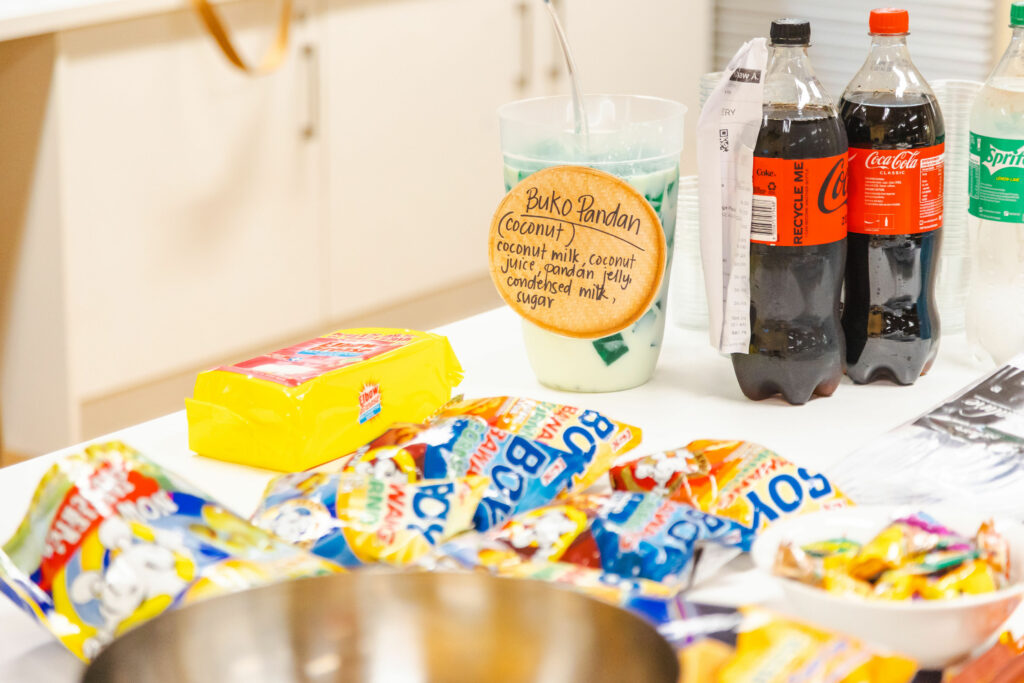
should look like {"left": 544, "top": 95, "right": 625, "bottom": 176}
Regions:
{"left": 750, "top": 154, "right": 847, "bottom": 247}
{"left": 847, "top": 144, "right": 944, "bottom": 234}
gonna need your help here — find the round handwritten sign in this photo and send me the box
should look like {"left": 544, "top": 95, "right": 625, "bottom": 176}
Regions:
{"left": 488, "top": 165, "right": 666, "bottom": 339}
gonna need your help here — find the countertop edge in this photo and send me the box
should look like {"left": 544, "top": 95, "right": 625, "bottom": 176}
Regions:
{"left": 0, "top": 0, "right": 242, "bottom": 44}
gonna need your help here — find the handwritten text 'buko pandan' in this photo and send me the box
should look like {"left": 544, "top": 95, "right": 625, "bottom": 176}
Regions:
{"left": 494, "top": 186, "right": 645, "bottom": 310}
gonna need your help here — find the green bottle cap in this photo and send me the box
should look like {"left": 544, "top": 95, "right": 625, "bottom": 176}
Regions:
{"left": 1013, "top": 2, "right": 1024, "bottom": 27}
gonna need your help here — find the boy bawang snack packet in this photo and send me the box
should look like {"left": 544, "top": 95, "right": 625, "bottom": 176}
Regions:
{"left": 610, "top": 440, "right": 851, "bottom": 532}
{"left": 251, "top": 471, "right": 487, "bottom": 566}
{"left": 342, "top": 416, "right": 586, "bottom": 531}
{"left": 0, "top": 442, "right": 340, "bottom": 661}
{"left": 440, "top": 491, "right": 753, "bottom": 584}
{"left": 434, "top": 396, "right": 641, "bottom": 492}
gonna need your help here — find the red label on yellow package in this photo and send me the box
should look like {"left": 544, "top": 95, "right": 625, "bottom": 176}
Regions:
{"left": 186, "top": 328, "right": 463, "bottom": 471}
{"left": 610, "top": 440, "right": 851, "bottom": 532}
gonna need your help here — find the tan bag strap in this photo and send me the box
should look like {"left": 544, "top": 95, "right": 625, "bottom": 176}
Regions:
{"left": 189, "top": 0, "right": 293, "bottom": 75}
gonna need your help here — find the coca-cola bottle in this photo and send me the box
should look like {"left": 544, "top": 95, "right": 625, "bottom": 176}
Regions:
{"left": 732, "top": 18, "right": 848, "bottom": 405}
{"left": 840, "top": 8, "right": 944, "bottom": 384}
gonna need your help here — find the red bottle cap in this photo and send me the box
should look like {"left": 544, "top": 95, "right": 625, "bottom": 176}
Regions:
{"left": 869, "top": 8, "right": 909, "bottom": 34}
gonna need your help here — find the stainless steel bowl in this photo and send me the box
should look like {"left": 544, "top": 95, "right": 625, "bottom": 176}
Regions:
{"left": 82, "top": 571, "right": 679, "bottom": 683}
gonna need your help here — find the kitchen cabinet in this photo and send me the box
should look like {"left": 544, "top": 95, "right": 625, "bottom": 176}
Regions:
{"left": 562, "top": 0, "right": 711, "bottom": 174}
{"left": 1, "top": 1, "right": 329, "bottom": 455}
{"left": 323, "top": 0, "right": 524, "bottom": 319}
{"left": 59, "top": 0, "right": 326, "bottom": 400}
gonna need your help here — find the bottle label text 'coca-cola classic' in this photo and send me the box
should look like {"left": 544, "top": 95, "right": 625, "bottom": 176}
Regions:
{"left": 847, "top": 144, "right": 944, "bottom": 235}
{"left": 751, "top": 153, "right": 847, "bottom": 246}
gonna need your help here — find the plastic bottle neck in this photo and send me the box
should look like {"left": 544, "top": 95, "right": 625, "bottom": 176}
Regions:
{"left": 764, "top": 44, "right": 833, "bottom": 110}
{"left": 867, "top": 34, "right": 913, "bottom": 65}
{"left": 844, "top": 32, "right": 931, "bottom": 99}
{"left": 990, "top": 26, "right": 1024, "bottom": 80}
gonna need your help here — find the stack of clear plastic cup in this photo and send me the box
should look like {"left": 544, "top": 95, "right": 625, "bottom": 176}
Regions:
{"left": 670, "top": 176, "right": 707, "bottom": 329}
{"left": 669, "top": 72, "right": 722, "bottom": 332}
{"left": 699, "top": 72, "right": 723, "bottom": 110}
{"left": 932, "top": 79, "right": 983, "bottom": 334}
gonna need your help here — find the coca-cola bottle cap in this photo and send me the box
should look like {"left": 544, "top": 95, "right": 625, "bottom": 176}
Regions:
{"left": 770, "top": 18, "right": 810, "bottom": 46}
{"left": 869, "top": 8, "right": 909, "bottom": 35}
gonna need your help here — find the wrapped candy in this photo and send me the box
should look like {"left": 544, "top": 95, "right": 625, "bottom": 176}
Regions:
{"left": 772, "top": 542, "right": 825, "bottom": 585}
{"left": 977, "top": 519, "right": 1011, "bottom": 582}
{"left": 610, "top": 440, "right": 851, "bottom": 532}
{"left": 848, "top": 513, "right": 967, "bottom": 581}
{"left": 0, "top": 442, "right": 340, "bottom": 661}
{"left": 917, "top": 559, "right": 999, "bottom": 600}
{"left": 773, "top": 512, "right": 1010, "bottom": 601}
{"left": 251, "top": 471, "right": 488, "bottom": 566}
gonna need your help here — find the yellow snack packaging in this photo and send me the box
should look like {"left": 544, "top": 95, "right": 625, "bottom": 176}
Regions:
{"left": 0, "top": 442, "right": 340, "bottom": 661}
{"left": 186, "top": 328, "right": 463, "bottom": 471}
{"left": 716, "top": 607, "right": 917, "bottom": 683}
{"left": 251, "top": 471, "right": 488, "bottom": 566}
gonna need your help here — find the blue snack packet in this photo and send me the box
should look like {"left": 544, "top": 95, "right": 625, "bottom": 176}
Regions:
{"left": 590, "top": 492, "right": 753, "bottom": 582}
{"left": 251, "top": 470, "right": 488, "bottom": 566}
{"left": 342, "top": 416, "right": 586, "bottom": 531}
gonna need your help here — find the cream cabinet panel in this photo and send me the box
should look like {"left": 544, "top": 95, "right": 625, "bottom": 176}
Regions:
{"left": 324, "top": 0, "right": 520, "bottom": 319}
{"left": 563, "top": 0, "right": 711, "bottom": 174}
{"left": 57, "top": 2, "right": 326, "bottom": 399}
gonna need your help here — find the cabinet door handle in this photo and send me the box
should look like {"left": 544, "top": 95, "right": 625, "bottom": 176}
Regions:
{"left": 190, "top": 0, "right": 292, "bottom": 74}
{"left": 301, "top": 42, "right": 319, "bottom": 140}
{"left": 515, "top": 1, "right": 533, "bottom": 91}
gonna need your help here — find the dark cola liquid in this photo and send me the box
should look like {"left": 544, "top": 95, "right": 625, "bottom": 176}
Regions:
{"left": 732, "top": 105, "right": 847, "bottom": 405}
{"left": 840, "top": 93, "right": 943, "bottom": 385}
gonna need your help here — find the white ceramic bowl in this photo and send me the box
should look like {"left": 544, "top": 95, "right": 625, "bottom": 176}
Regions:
{"left": 751, "top": 505, "right": 1024, "bottom": 669}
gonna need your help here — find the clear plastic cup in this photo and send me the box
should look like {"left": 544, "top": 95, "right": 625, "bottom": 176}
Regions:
{"left": 498, "top": 94, "right": 686, "bottom": 392}
{"left": 932, "top": 79, "right": 983, "bottom": 333}
{"left": 699, "top": 72, "right": 723, "bottom": 109}
{"left": 670, "top": 176, "right": 708, "bottom": 330}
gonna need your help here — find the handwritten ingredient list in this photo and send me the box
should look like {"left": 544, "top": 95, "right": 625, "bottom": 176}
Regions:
{"left": 488, "top": 165, "right": 665, "bottom": 339}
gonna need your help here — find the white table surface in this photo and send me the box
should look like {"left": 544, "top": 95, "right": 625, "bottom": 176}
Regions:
{"left": 0, "top": 306, "right": 997, "bottom": 680}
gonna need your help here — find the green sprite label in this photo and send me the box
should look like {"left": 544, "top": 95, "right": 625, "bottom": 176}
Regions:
{"left": 970, "top": 132, "right": 1024, "bottom": 222}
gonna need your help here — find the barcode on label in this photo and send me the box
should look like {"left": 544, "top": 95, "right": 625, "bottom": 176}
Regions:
{"left": 751, "top": 195, "right": 777, "bottom": 243}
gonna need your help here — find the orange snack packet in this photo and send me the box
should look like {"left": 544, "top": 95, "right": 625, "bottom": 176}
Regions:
{"left": 611, "top": 440, "right": 851, "bottom": 532}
